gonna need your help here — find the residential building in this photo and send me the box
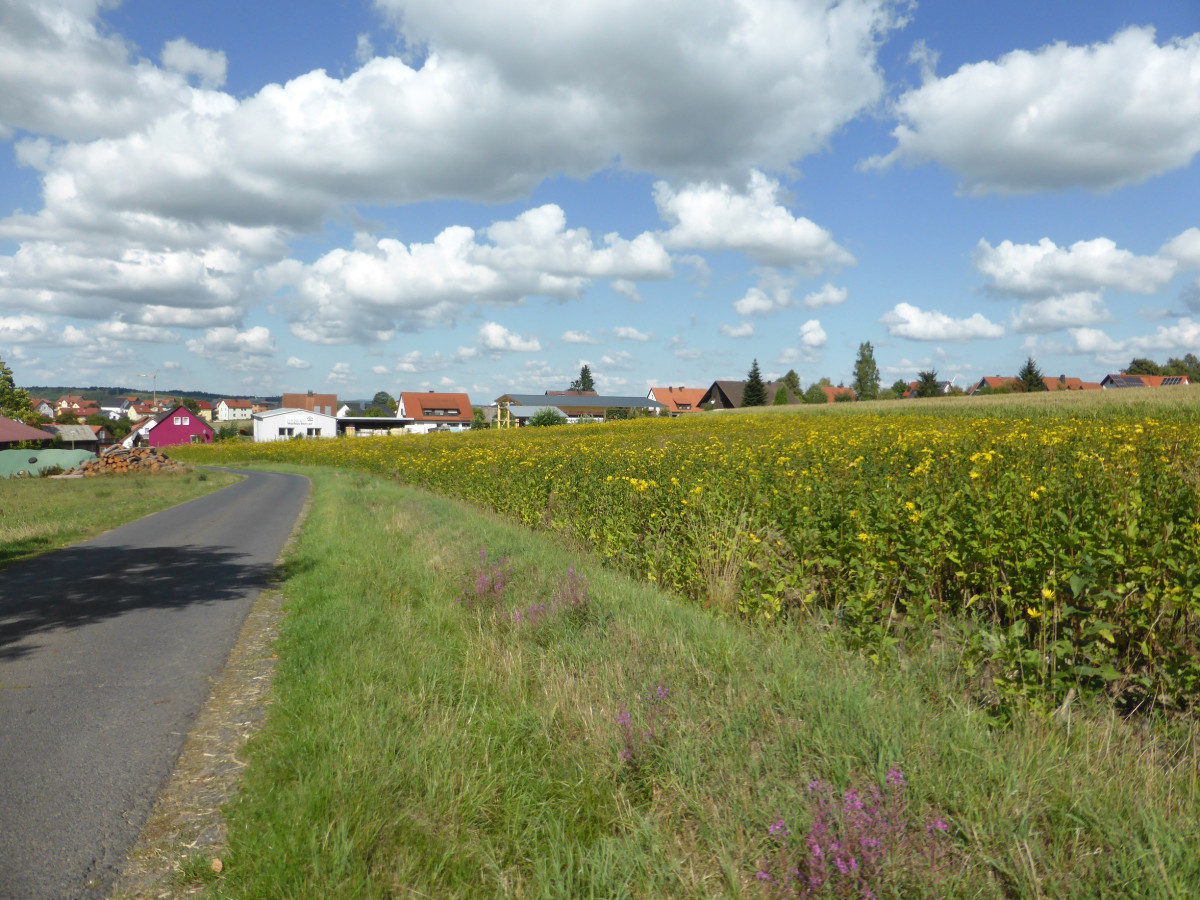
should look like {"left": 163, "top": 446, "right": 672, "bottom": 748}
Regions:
{"left": 42, "top": 423, "right": 101, "bottom": 450}
{"left": 195, "top": 400, "right": 214, "bottom": 422}
{"left": 281, "top": 391, "right": 338, "bottom": 416}
{"left": 146, "top": 405, "right": 214, "bottom": 448}
{"left": 98, "top": 397, "right": 135, "bottom": 420}
{"left": 30, "top": 398, "right": 55, "bottom": 418}
{"left": 820, "top": 386, "right": 857, "bottom": 403}
{"left": 647, "top": 386, "right": 707, "bottom": 415}
{"left": 214, "top": 399, "right": 255, "bottom": 422}
{"left": 1100, "top": 374, "right": 1192, "bottom": 389}
{"left": 698, "top": 380, "right": 800, "bottom": 409}
{"left": 397, "top": 392, "right": 474, "bottom": 433}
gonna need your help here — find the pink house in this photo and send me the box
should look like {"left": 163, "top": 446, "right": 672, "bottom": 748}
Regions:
{"left": 146, "top": 405, "right": 214, "bottom": 448}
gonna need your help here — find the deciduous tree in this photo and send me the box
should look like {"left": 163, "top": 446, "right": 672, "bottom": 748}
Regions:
{"left": 0, "top": 355, "right": 31, "bottom": 418}
{"left": 915, "top": 370, "right": 942, "bottom": 398}
{"left": 851, "top": 341, "right": 880, "bottom": 400}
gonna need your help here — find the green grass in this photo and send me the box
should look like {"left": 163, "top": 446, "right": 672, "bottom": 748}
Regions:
{"left": 202, "top": 465, "right": 1199, "bottom": 899}
{"left": 0, "top": 468, "right": 242, "bottom": 568}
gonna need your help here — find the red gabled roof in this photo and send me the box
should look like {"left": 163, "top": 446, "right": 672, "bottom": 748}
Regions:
{"left": 0, "top": 415, "right": 53, "bottom": 443}
{"left": 220, "top": 399, "right": 255, "bottom": 408}
{"left": 399, "top": 392, "right": 473, "bottom": 422}
{"left": 649, "top": 386, "right": 707, "bottom": 413}
{"left": 821, "top": 386, "right": 856, "bottom": 403}
{"left": 196, "top": 400, "right": 212, "bottom": 409}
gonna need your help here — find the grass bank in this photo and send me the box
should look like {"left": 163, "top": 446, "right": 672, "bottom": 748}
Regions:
{"left": 0, "top": 468, "right": 242, "bottom": 569}
{"left": 196, "top": 466, "right": 1198, "bottom": 899}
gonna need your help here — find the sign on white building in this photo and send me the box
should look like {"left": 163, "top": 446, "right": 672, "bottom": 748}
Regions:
{"left": 252, "top": 408, "right": 338, "bottom": 442}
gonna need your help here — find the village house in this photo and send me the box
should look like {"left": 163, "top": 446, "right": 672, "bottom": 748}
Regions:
{"left": 647, "top": 386, "right": 707, "bottom": 415}
{"left": 145, "top": 405, "right": 214, "bottom": 448}
{"left": 698, "top": 380, "right": 801, "bottom": 409}
{"left": 214, "top": 398, "right": 255, "bottom": 422}
{"left": 397, "top": 392, "right": 474, "bottom": 433}
{"left": 1100, "top": 373, "right": 1192, "bottom": 389}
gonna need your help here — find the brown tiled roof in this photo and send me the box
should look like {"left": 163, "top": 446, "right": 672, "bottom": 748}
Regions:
{"left": 649, "top": 386, "right": 707, "bottom": 413}
{"left": 820, "top": 386, "right": 856, "bottom": 403}
{"left": 221, "top": 399, "right": 255, "bottom": 409}
{"left": 399, "top": 392, "right": 472, "bottom": 422}
{"left": 281, "top": 392, "right": 338, "bottom": 412}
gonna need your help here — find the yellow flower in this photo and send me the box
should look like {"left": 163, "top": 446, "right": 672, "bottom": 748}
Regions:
{"left": 904, "top": 501, "right": 915, "bottom": 511}
{"left": 1041, "top": 587, "right": 1054, "bottom": 601}
{"left": 970, "top": 471, "right": 981, "bottom": 480}
{"left": 1027, "top": 607, "right": 1042, "bottom": 618}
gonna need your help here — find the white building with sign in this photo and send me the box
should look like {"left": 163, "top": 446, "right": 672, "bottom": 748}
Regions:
{"left": 252, "top": 408, "right": 338, "bottom": 442}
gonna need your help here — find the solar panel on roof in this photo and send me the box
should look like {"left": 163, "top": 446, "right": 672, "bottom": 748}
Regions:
{"left": 1163, "top": 376, "right": 1183, "bottom": 385}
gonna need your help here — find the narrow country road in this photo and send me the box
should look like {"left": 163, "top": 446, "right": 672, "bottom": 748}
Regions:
{"left": 0, "top": 468, "right": 308, "bottom": 900}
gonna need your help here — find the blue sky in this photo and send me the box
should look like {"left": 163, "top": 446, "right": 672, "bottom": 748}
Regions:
{"left": 2, "top": 0, "right": 1198, "bottom": 402}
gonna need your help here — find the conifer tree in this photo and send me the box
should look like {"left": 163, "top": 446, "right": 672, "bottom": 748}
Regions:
{"left": 742, "top": 359, "right": 767, "bottom": 406}
{"left": 1016, "top": 356, "right": 1048, "bottom": 392}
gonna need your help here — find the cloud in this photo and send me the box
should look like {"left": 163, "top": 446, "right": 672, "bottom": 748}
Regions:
{"left": 719, "top": 321, "right": 754, "bottom": 338}
{"left": 881, "top": 303, "right": 1004, "bottom": 341}
{"left": 1071, "top": 318, "right": 1200, "bottom": 358}
{"left": 1010, "top": 293, "right": 1114, "bottom": 334}
{"left": 611, "top": 279, "right": 642, "bottom": 302}
{"left": 161, "top": 39, "right": 227, "bottom": 89}
{"left": 276, "top": 205, "right": 670, "bottom": 343}
{"left": 803, "top": 283, "right": 848, "bottom": 309}
{"left": 326, "top": 362, "right": 355, "bottom": 385}
{"left": 0, "top": 314, "right": 57, "bottom": 345}
{"left": 668, "top": 335, "right": 704, "bottom": 360}
{"left": 185, "top": 325, "right": 276, "bottom": 358}
{"left": 377, "top": 0, "right": 904, "bottom": 180}
{"left": 286, "top": 356, "right": 311, "bottom": 369}
{"left": 0, "top": 0, "right": 899, "bottom": 353}
{"left": 600, "top": 350, "right": 634, "bottom": 370}
{"left": 562, "top": 330, "right": 602, "bottom": 344}
{"left": 975, "top": 237, "right": 1178, "bottom": 297}
{"left": 866, "top": 27, "right": 1200, "bottom": 193}
{"left": 799, "top": 319, "right": 827, "bottom": 348}
{"left": 92, "top": 320, "right": 180, "bottom": 343}
{"left": 655, "top": 171, "right": 855, "bottom": 271}
{"left": 612, "top": 325, "right": 651, "bottom": 342}
{"left": 478, "top": 321, "right": 541, "bottom": 352}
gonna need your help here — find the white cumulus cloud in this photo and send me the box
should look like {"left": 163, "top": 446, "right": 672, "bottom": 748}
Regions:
{"left": 975, "top": 237, "right": 1178, "bottom": 297}
{"left": 612, "top": 326, "right": 651, "bottom": 342}
{"left": 799, "top": 319, "right": 827, "bottom": 348}
{"left": 720, "top": 322, "right": 755, "bottom": 338}
{"left": 655, "top": 171, "right": 855, "bottom": 271}
{"left": 881, "top": 303, "right": 1004, "bottom": 341}
{"left": 478, "top": 322, "right": 541, "bottom": 352}
{"left": 867, "top": 27, "right": 1200, "bottom": 194}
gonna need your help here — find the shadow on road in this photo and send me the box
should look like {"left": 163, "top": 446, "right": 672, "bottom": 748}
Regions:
{"left": 0, "top": 544, "right": 277, "bottom": 662}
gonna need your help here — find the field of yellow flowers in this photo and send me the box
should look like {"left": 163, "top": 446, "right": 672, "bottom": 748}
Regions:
{"left": 181, "top": 405, "right": 1200, "bottom": 709}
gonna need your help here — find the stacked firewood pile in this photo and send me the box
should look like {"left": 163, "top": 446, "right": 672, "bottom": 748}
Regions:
{"left": 69, "top": 446, "right": 187, "bottom": 476}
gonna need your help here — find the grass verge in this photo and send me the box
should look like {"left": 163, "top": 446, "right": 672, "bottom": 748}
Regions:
{"left": 0, "top": 468, "right": 242, "bottom": 569}
{"left": 197, "top": 465, "right": 1198, "bottom": 899}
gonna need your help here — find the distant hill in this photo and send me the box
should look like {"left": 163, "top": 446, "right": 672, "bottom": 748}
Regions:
{"left": 22, "top": 385, "right": 281, "bottom": 404}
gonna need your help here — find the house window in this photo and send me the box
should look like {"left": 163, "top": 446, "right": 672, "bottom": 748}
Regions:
{"left": 279, "top": 427, "right": 294, "bottom": 437}
{"left": 307, "top": 427, "right": 320, "bottom": 436}
{"left": 422, "top": 408, "right": 460, "bottom": 416}
{"left": 173, "top": 416, "right": 182, "bottom": 425}
{"left": 677, "top": 403, "right": 691, "bottom": 410}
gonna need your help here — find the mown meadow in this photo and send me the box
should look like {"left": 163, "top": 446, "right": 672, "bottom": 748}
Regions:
{"left": 180, "top": 390, "right": 1200, "bottom": 714}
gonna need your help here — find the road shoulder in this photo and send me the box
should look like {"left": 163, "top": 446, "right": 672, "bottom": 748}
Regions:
{"left": 108, "top": 478, "right": 310, "bottom": 900}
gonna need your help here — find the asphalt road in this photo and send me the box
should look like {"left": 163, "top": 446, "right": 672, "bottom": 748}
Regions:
{"left": 0, "top": 468, "right": 308, "bottom": 900}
